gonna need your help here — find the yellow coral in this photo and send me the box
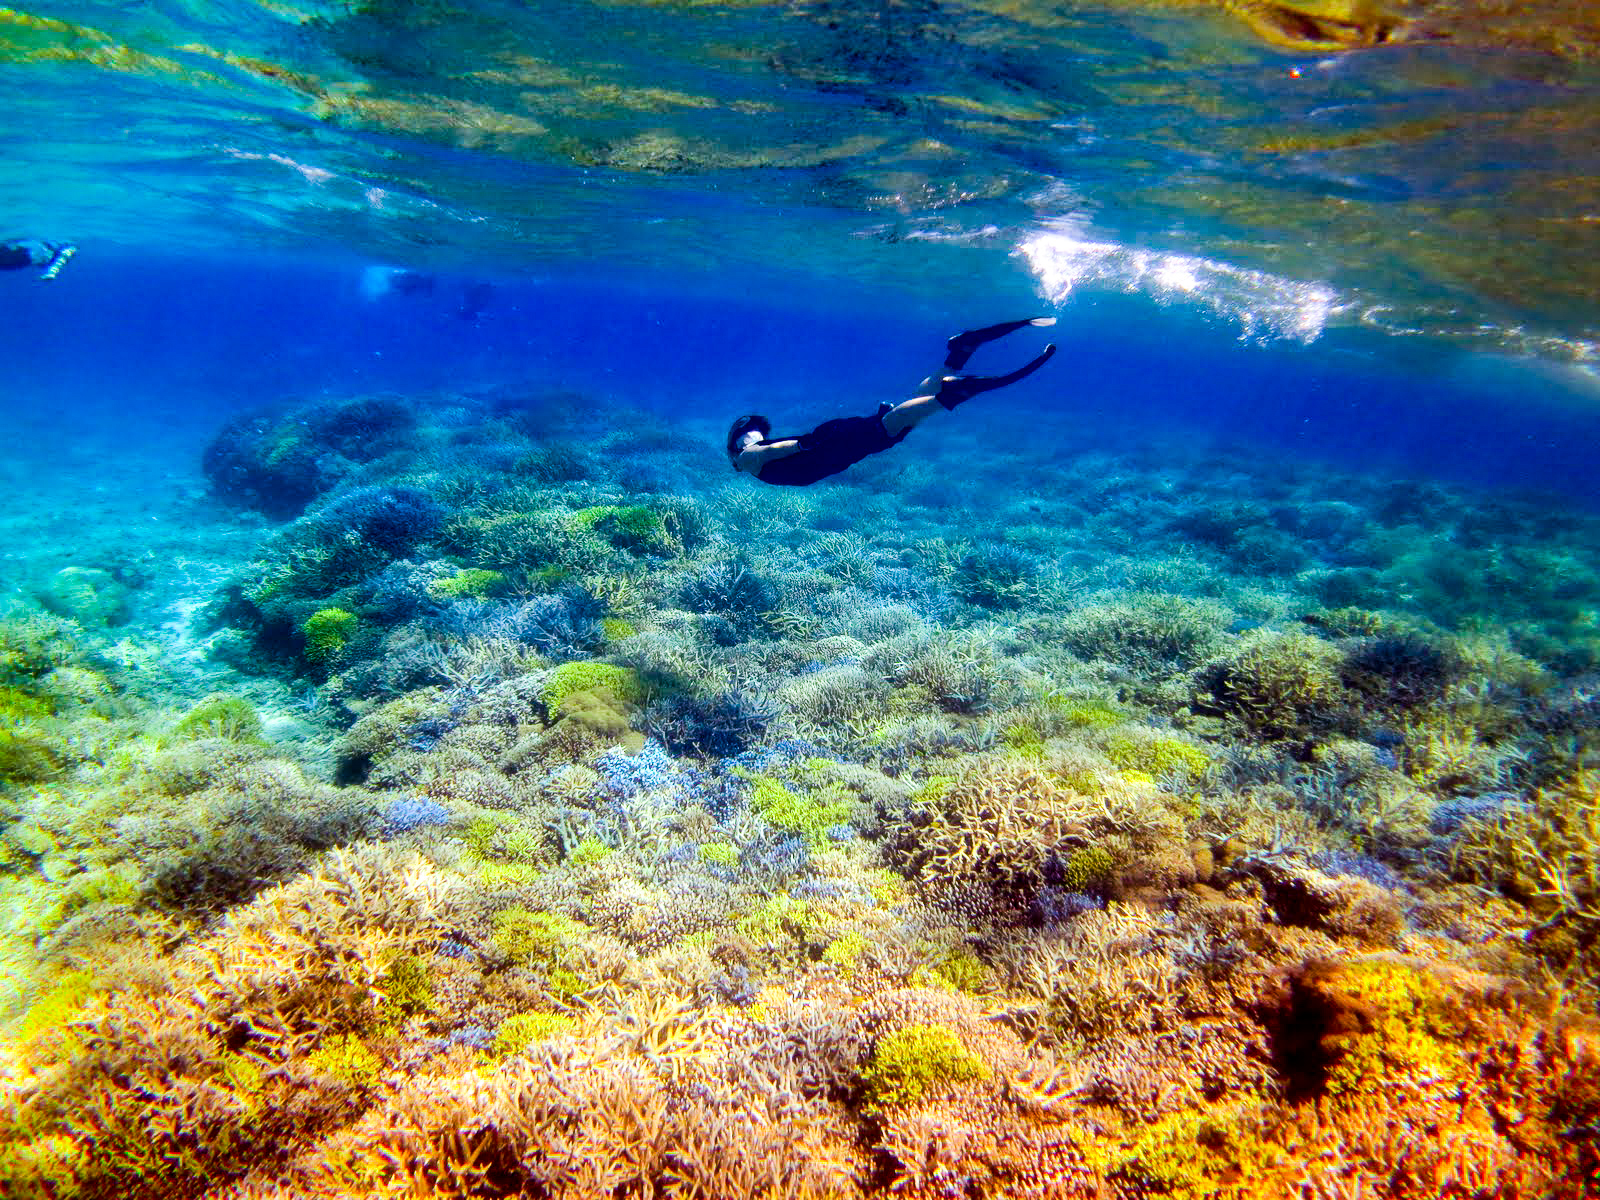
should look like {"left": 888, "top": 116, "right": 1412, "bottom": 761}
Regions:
{"left": 861, "top": 1023, "right": 991, "bottom": 1108}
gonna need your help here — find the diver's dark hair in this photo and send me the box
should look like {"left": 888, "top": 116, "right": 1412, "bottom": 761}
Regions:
{"left": 726, "top": 414, "right": 771, "bottom": 460}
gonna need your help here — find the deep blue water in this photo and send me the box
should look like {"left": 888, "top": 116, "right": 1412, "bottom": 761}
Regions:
{"left": 2, "top": 1, "right": 1599, "bottom": 534}
{"left": 3, "top": 252, "right": 1596, "bottom": 503}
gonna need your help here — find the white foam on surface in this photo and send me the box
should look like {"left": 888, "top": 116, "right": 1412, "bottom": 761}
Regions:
{"left": 1016, "top": 219, "right": 1344, "bottom": 344}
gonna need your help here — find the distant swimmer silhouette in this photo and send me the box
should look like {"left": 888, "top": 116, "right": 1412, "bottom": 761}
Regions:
{"left": 0, "top": 238, "right": 76, "bottom": 281}
{"left": 727, "top": 318, "right": 1057, "bottom": 487}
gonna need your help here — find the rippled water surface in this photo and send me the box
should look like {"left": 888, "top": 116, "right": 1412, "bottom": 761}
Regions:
{"left": 4, "top": 0, "right": 1599, "bottom": 358}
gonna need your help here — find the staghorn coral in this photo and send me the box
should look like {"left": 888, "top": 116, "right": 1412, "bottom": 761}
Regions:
{"left": 165, "top": 691, "right": 266, "bottom": 745}
{"left": 301, "top": 606, "right": 358, "bottom": 666}
{"left": 884, "top": 762, "right": 1092, "bottom": 911}
{"left": 0, "top": 847, "right": 467, "bottom": 1199}
{"left": 1196, "top": 629, "right": 1349, "bottom": 740}
{"left": 1450, "top": 773, "right": 1600, "bottom": 981}
{"left": 13, "top": 385, "right": 1600, "bottom": 1200}
{"left": 1054, "top": 593, "right": 1229, "bottom": 680}
{"left": 865, "top": 630, "right": 1021, "bottom": 716}
{"left": 201, "top": 395, "right": 417, "bottom": 517}
{"left": 862, "top": 1022, "right": 990, "bottom": 1107}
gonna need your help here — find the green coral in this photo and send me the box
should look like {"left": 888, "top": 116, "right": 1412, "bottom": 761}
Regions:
{"left": 1048, "top": 696, "right": 1126, "bottom": 728}
{"left": 1055, "top": 767, "right": 1106, "bottom": 795}
{"left": 0, "top": 723, "right": 64, "bottom": 784}
{"left": 1104, "top": 734, "right": 1210, "bottom": 781}
{"left": 865, "top": 868, "right": 909, "bottom": 905}
{"left": 492, "top": 1011, "right": 577, "bottom": 1058}
{"left": 931, "top": 946, "right": 989, "bottom": 993}
{"left": 735, "top": 893, "right": 820, "bottom": 944}
{"left": 546, "top": 966, "right": 585, "bottom": 1003}
{"left": 1057, "top": 594, "right": 1227, "bottom": 677}
{"left": 428, "top": 567, "right": 505, "bottom": 600}
{"left": 0, "top": 686, "right": 51, "bottom": 721}
{"left": 1059, "top": 845, "right": 1116, "bottom": 891}
{"left": 444, "top": 508, "right": 606, "bottom": 574}
{"left": 573, "top": 504, "right": 675, "bottom": 555}
{"left": 1198, "top": 630, "right": 1345, "bottom": 738}
{"left": 600, "top": 616, "right": 637, "bottom": 641}
{"left": 697, "top": 841, "right": 738, "bottom": 868}
{"left": 566, "top": 836, "right": 612, "bottom": 868}
{"left": 909, "top": 776, "right": 954, "bottom": 805}
{"left": 491, "top": 908, "right": 586, "bottom": 965}
{"left": 1322, "top": 960, "right": 1466, "bottom": 1094}
{"left": 478, "top": 861, "right": 544, "bottom": 887}
{"left": 377, "top": 954, "right": 434, "bottom": 1020}
{"left": 17, "top": 969, "right": 96, "bottom": 1042}
{"left": 307, "top": 1034, "right": 381, "bottom": 1086}
{"left": 0, "top": 680, "right": 65, "bottom": 785}
{"left": 950, "top": 545, "right": 1037, "bottom": 610}
{"left": 861, "top": 1024, "right": 990, "bottom": 1108}
{"left": 38, "top": 566, "right": 129, "bottom": 627}
{"left": 215, "top": 1051, "right": 265, "bottom": 1100}
{"left": 1003, "top": 722, "right": 1046, "bottom": 761}
{"left": 464, "top": 812, "right": 549, "bottom": 865}
{"left": 540, "top": 661, "right": 644, "bottom": 714}
{"left": 42, "top": 866, "right": 141, "bottom": 932}
{"left": 1098, "top": 1108, "right": 1285, "bottom": 1200}
{"left": 302, "top": 607, "right": 357, "bottom": 665}
{"left": 822, "top": 931, "right": 870, "bottom": 971}
{"left": 167, "top": 692, "right": 266, "bottom": 744}
{"left": 744, "top": 774, "right": 854, "bottom": 845}
{"left": 0, "top": 614, "right": 74, "bottom": 687}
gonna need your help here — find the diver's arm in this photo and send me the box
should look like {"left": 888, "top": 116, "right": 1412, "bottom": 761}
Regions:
{"left": 736, "top": 438, "right": 803, "bottom": 474}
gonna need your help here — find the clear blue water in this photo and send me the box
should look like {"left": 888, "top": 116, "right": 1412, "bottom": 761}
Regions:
{"left": 3, "top": 253, "right": 1598, "bottom": 500}
{"left": 2, "top": 2, "right": 1599, "bottom": 499}
{"left": 4, "top": 6, "right": 1600, "bottom": 1193}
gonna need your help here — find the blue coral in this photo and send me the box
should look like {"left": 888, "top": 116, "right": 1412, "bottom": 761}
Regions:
{"left": 314, "top": 485, "right": 445, "bottom": 558}
{"left": 644, "top": 689, "right": 775, "bottom": 758}
{"left": 380, "top": 796, "right": 453, "bottom": 837}
{"left": 438, "top": 589, "right": 605, "bottom": 660}
{"left": 597, "top": 740, "right": 686, "bottom": 798}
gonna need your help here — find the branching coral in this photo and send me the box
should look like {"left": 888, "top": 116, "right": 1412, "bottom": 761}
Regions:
{"left": 0, "top": 847, "right": 465, "bottom": 1199}
{"left": 1196, "top": 629, "right": 1348, "bottom": 740}
{"left": 13, "top": 386, "right": 1600, "bottom": 1200}
{"left": 302, "top": 606, "right": 358, "bottom": 666}
{"left": 1451, "top": 773, "right": 1600, "bottom": 979}
{"left": 884, "top": 763, "right": 1094, "bottom": 910}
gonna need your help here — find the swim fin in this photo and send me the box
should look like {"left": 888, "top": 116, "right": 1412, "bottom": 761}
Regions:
{"left": 944, "top": 316, "right": 1056, "bottom": 371}
{"left": 936, "top": 343, "right": 1057, "bottom": 410}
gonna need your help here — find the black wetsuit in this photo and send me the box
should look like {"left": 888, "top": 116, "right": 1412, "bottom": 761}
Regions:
{"left": 753, "top": 402, "right": 910, "bottom": 487}
{"left": 0, "top": 239, "right": 75, "bottom": 278}
{"left": 738, "top": 319, "right": 1055, "bottom": 487}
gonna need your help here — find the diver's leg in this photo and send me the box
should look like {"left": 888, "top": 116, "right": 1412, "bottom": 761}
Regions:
{"left": 880, "top": 394, "right": 943, "bottom": 438}
{"left": 944, "top": 316, "right": 1057, "bottom": 371}
{"left": 935, "top": 343, "right": 1057, "bottom": 410}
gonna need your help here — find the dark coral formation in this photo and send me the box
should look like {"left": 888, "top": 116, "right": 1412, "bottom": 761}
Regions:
{"left": 202, "top": 395, "right": 418, "bottom": 517}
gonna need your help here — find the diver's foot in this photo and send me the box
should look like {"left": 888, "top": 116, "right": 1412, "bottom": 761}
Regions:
{"left": 944, "top": 316, "right": 1057, "bottom": 371}
{"left": 936, "top": 343, "right": 1056, "bottom": 410}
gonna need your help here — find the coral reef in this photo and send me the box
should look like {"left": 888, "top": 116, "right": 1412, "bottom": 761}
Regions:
{"left": 5, "top": 384, "right": 1600, "bottom": 1198}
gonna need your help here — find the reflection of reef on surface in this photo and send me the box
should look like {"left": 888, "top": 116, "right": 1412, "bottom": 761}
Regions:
{"left": 5, "top": 1, "right": 1600, "bottom": 348}
{"left": 3, "top": 384, "right": 1599, "bottom": 1196}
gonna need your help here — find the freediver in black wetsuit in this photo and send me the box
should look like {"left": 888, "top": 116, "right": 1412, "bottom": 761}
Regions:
{"left": 727, "top": 318, "right": 1057, "bottom": 486}
{"left": 0, "top": 238, "right": 77, "bottom": 280}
